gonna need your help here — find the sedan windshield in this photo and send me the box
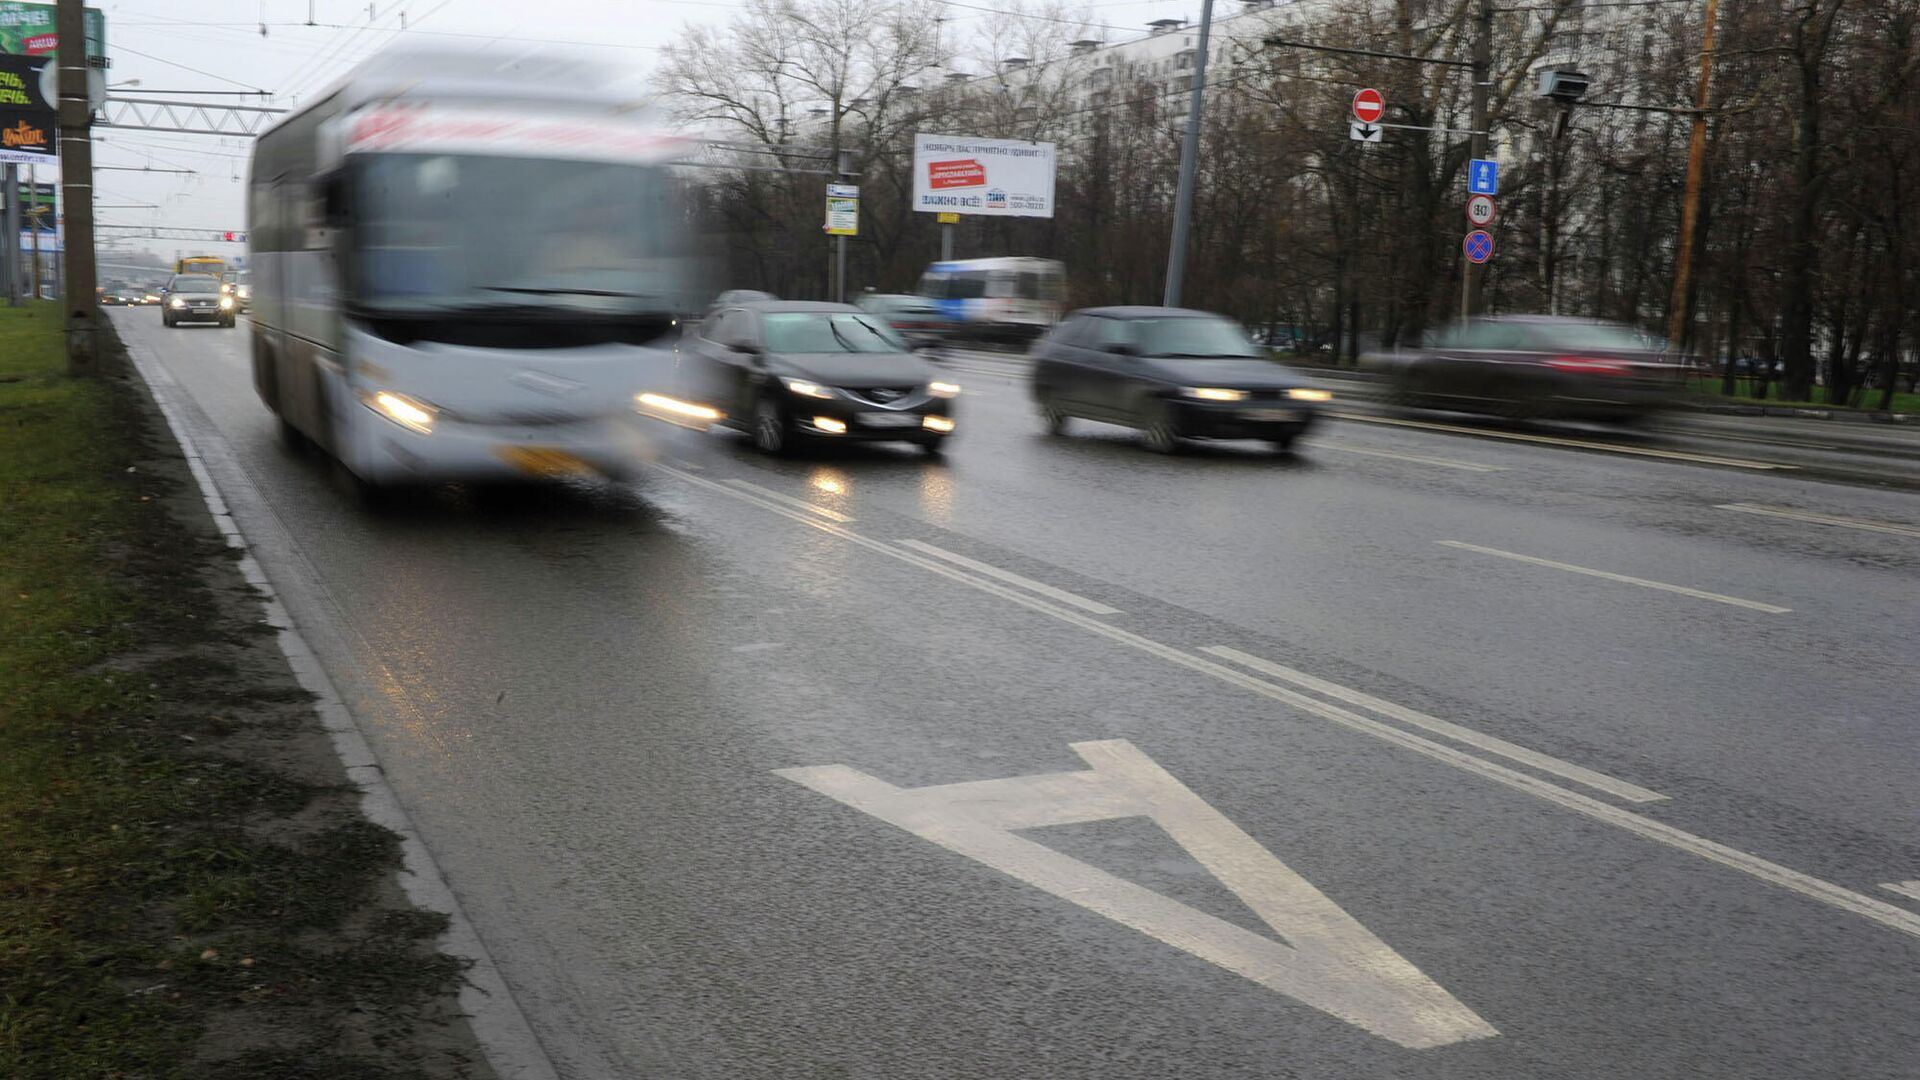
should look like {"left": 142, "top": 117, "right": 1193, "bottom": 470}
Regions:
{"left": 764, "top": 313, "right": 909, "bottom": 353}
{"left": 1136, "top": 317, "right": 1265, "bottom": 358}
{"left": 1528, "top": 321, "right": 1659, "bottom": 352}
{"left": 352, "top": 153, "right": 685, "bottom": 316}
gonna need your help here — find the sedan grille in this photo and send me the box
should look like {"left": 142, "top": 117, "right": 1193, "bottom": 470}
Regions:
{"left": 851, "top": 386, "right": 917, "bottom": 406}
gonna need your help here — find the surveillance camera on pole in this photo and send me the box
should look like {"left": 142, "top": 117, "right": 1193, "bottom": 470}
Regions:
{"left": 1537, "top": 68, "right": 1589, "bottom": 137}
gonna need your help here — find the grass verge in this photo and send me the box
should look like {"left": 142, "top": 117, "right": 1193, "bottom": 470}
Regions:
{"left": 1, "top": 303, "right": 491, "bottom": 1078}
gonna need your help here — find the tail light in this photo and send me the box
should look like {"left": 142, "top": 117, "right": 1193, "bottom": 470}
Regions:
{"left": 1547, "top": 356, "right": 1633, "bottom": 376}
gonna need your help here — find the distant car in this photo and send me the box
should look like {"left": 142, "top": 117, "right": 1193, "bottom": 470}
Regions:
{"left": 230, "top": 270, "right": 253, "bottom": 313}
{"left": 1030, "top": 306, "right": 1327, "bottom": 453}
{"left": 140, "top": 290, "right": 162, "bottom": 305}
{"left": 98, "top": 284, "right": 131, "bottom": 306}
{"left": 855, "top": 293, "right": 955, "bottom": 349}
{"left": 1369, "top": 315, "right": 1684, "bottom": 420}
{"left": 683, "top": 300, "right": 957, "bottom": 455}
{"left": 161, "top": 273, "right": 236, "bottom": 328}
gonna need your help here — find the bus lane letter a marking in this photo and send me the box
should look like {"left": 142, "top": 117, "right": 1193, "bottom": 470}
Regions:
{"left": 776, "top": 739, "right": 1497, "bottom": 1049}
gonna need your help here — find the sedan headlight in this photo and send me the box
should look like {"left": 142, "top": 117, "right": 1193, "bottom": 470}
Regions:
{"left": 1286, "top": 388, "right": 1333, "bottom": 402}
{"left": 783, "top": 378, "right": 835, "bottom": 399}
{"left": 928, "top": 381, "right": 961, "bottom": 398}
{"left": 219, "top": 296, "right": 235, "bottom": 310}
{"left": 360, "top": 389, "right": 436, "bottom": 434}
{"left": 1182, "top": 387, "right": 1248, "bottom": 402}
{"left": 168, "top": 297, "right": 185, "bottom": 309}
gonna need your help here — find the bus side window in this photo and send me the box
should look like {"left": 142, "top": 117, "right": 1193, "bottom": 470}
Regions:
{"left": 918, "top": 274, "right": 946, "bottom": 300}
{"left": 986, "top": 272, "right": 1014, "bottom": 300}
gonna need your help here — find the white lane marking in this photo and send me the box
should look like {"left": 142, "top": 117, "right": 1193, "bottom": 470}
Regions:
{"left": 1882, "top": 881, "right": 1920, "bottom": 903}
{"left": 1203, "top": 647, "right": 1666, "bottom": 804}
{"left": 1312, "top": 440, "right": 1504, "bottom": 473}
{"left": 778, "top": 739, "right": 1497, "bottom": 1048}
{"left": 722, "top": 478, "right": 854, "bottom": 522}
{"left": 1716, "top": 503, "right": 1920, "bottom": 539}
{"left": 654, "top": 463, "right": 1920, "bottom": 942}
{"left": 1331, "top": 411, "right": 1797, "bottom": 470}
{"left": 935, "top": 364, "right": 1024, "bottom": 382}
{"left": 1436, "top": 540, "right": 1793, "bottom": 614}
{"left": 896, "top": 538, "right": 1121, "bottom": 614}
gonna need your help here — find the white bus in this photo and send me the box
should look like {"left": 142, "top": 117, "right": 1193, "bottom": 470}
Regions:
{"left": 247, "top": 48, "right": 695, "bottom": 496}
{"left": 916, "top": 257, "right": 1064, "bottom": 339}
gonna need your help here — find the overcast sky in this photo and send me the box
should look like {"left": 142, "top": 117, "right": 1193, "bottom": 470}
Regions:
{"left": 76, "top": 0, "right": 1200, "bottom": 265}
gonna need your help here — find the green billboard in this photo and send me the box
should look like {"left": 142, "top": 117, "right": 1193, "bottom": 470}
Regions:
{"left": 0, "top": 3, "right": 106, "bottom": 61}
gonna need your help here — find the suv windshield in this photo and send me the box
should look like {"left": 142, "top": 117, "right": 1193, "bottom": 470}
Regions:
{"left": 171, "top": 275, "right": 219, "bottom": 291}
{"left": 763, "top": 313, "right": 909, "bottom": 353}
{"left": 352, "top": 153, "right": 685, "bottom": 316}
{"left": 1136, "top": 317, "right": 1264, "bottom": 358}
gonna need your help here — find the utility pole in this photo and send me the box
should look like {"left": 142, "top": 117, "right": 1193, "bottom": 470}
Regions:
{"left": 1666, "top": 0, "right": 1721, "bottom": 358}
{"left": 57, "top": 0, "right": 98, "bottom": 374}
{"left": 3, "top": 165, "right": 17, "bottom": 306}
{"left": 1163, "top": 0, "right": 1215, "bottom": 308}
{"left": 1461, "top": 0, "right": 1492, "bottom": 318}
{"left": 835, "top": 148, "right": 851, "bottom": 303}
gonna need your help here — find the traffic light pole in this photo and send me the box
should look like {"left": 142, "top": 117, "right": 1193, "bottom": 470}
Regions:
{"left": 57, "top": 0, "right": 99, "bottom": 374}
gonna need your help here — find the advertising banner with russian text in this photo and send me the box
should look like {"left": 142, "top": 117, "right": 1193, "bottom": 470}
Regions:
{"left": 911, "top": 133, "right": 1056, "bottom": 219}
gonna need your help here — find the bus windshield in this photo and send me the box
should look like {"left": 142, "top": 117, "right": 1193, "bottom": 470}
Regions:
{"left": 351, "top": 153, "right": 684, "bottom": 316}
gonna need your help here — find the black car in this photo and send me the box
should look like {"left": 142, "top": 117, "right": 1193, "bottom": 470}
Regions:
{"left": 1030, "top": 306, "right": 1328, "bottom": 453}
{"left": 685, "top": 300, "right": 958, "bottom": 454}
{"left": 1367, "top": 316, "right": 1684, "bottom": 420}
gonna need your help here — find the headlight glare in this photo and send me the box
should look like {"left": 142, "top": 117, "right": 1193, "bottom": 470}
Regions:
{"left": 361, "top": 389, "right": 436, "bottom": 434}
{"left": 928, "top": 381, "right": 961, "bottom": 398}
{"left": 168, "top": 297, "right": 185, "bottom": 309}
{"left": 1183, "top": 387, "right": 1247, "bottom": 402}
{"left": 1286, "top": 388, "right": 1333, "bottom": 402}
{"left": 783, "top": 378, "right": 834, "bottom": 399}
{"left": 219, "top": 296, "right": 234, "bottom": 310}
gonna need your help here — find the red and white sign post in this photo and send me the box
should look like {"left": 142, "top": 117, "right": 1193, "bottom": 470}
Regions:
{"left": 1351, "top": 88, "right": 1385, "bottom": 125}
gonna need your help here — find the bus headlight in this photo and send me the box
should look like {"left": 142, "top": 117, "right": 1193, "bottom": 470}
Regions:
{"left": 361, "top": 389, "right": 436, "bottom": 434}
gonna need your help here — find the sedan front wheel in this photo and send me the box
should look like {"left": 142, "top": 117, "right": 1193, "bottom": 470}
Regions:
{"left": 1140, "top": 404, "right": 1182, "bottom": 454}
{"left": 753, "top": 397, "right": 790, "bottom": 455}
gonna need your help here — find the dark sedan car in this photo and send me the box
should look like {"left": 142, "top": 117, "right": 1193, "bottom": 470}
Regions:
{"left": 1369, "top": 316, "right": 1683, "bottom": 421}
{"left": 683, "top": 300, "right": 958, "bottom": 455}
{"left": 1030, "top": 307, "right": 1329, "bottom": 453}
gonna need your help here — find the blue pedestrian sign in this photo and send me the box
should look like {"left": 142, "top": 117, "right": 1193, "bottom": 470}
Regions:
{"left": 1468, "top": 159, "right": 1499, "bottom": 195}
{"left": 1463, "top": 230, "right": 1495, "bottom": 265}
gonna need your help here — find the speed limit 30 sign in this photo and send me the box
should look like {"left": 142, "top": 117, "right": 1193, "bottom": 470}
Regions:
{"left": 1465, "top": 194, "right": 1497, "bottom": 227}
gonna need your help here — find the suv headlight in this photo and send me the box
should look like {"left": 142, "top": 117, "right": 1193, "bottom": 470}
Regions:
{"left": 219, "top": 296, "right": 234, "bottom": 310}
{"left": 168, "top": 297, "right": 185, "bottom": 309}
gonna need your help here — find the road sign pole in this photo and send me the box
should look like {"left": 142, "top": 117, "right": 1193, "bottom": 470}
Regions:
{"left": 29, "top": 164, "right": 42, "bottom": 299}
{"left": 1163, "top": 0, "right": 1214, "bottom": 308}
{"left": 1463, "top": 0, "right": 1492, "bottom": 319}
{"left": 58, "top": 0, "right": 99, "bottom": 374}
{"left": 1667, "top": 0, "right": 1721, "bottom": 357}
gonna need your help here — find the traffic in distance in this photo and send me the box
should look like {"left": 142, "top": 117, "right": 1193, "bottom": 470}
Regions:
{"left": 237, "top": 50, "right": 1690, "bottom": 496}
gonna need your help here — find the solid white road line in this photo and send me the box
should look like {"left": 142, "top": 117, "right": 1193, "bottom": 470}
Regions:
{"left": 1312, "top": 440, "right": 1505, "bottom": 473}
{"left": 1715, "top": 503, "right": 1920, "bottom": 539}
{"left": 1436, "top": 540, "right": 1793, "bottom": 614}
{"left": 896, "top": 538, "right": 1121, "bottom": 614}
{"left": 722, "top": 478, "right": 854, "bottom": 522}
{"left": 1331, "top": 411, "right": 1797, "bottom": 470}
{"left": 1202, "top": 646, "right": 1666, "bottom": 804}
{"left": 1882, "top": 881, "right": 1920, "bottom": 903}
{"left": 655, "top": 461, "right": 1920, "bottom": 942}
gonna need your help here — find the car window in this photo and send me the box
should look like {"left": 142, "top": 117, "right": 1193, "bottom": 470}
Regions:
{"left": 1448, "top": 321, "right": 1531, "bottom": 350}
{"left": 1523, "top": 321, "right": 1653, "bottom": 352}
{"left": 710, "top": 310, "right": 754, "bottom": 348}
{"left": 171, "top": 275, "right": 219, "bottom": 291}
{"left": 762, "top": 313, "right": 909, "bottom": 353}
{"left": 1087, "top": 318, "right": 1134, "bottom": 349}
{"left": 1134, "top": 317, "right": 1266, "bottom": 358}
{"left": 1048, "top": 316, "right": 1088, "bottom": 347}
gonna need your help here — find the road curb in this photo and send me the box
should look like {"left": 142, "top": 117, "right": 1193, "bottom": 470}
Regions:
{"left": 118, "top": 330, "right": 563, "bottom": 1080}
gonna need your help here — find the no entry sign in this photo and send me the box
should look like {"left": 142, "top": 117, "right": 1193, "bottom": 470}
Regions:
{"left": 1351, "top": 88, "right": 1385, "bottom": 125}
{"left": 1465, "top": 194, "right": 1497, "bottom": 227}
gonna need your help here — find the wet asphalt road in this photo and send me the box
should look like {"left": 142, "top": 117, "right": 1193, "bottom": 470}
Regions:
{"left": 113, "top": 311, "right": 1920, "bottom": 1079}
